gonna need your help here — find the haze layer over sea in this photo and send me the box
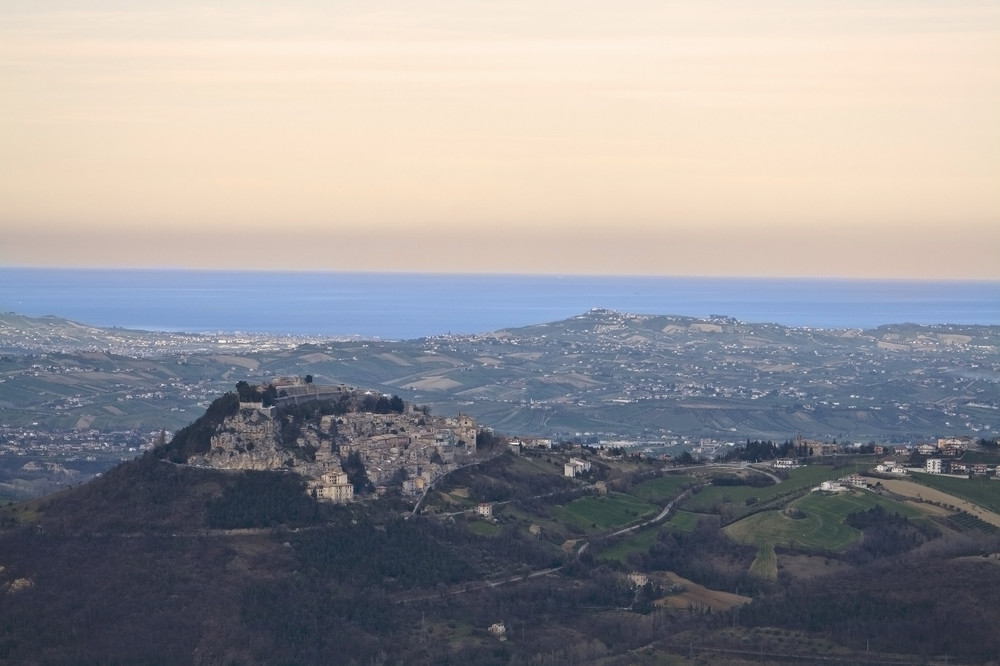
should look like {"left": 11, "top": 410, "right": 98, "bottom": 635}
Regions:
{"left": 2, "top": 268, "right": 998, "bottom": 339}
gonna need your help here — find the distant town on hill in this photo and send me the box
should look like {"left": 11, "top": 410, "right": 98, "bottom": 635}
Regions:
{"left": 0, "top": 309, "right": 997, "bottom": 499}
{"left": 2, "top": 311, "right": 1000, "bottom": 663}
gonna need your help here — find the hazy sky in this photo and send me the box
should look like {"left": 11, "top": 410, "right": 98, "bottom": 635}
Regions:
{"left": 2, "top": 1, "right": 998, "bottom": 278}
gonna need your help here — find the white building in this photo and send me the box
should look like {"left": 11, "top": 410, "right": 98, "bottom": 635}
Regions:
{"left": 875, "top": 462, "right": 908, "bottom": 476}
{"left": 925, "top": 458, "right": 943, "bottom": 474}
{"left": 314, "top": 470, "right": 354, "bottom": 503}
{"left": 564, "top": 457, "right": 592, "bottom": 477}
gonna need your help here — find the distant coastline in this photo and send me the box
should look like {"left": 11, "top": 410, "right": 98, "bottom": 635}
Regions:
{"left": 2, "top": 267, "right": 998, "bottom": 339}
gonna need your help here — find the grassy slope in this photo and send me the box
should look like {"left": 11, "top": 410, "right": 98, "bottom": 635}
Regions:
{"left": 549, "top": 492, "right": 656, "bottom": 532}
{"left": 724, "top": 490, "right": 925, "bottom": 580}
{"left": 629, "top": 474, "right": 695, "bottom": 502}
{"left": 683, "top": 464, "right": 845, "bottom": 517}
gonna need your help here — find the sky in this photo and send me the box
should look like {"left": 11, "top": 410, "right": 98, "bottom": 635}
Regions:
{"left": 2, "top": 1, "right": 998, "bottom": 279}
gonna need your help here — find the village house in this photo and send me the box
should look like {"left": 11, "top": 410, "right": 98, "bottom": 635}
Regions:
{"left": 475, "top": 502, "right": 493, "bottom": 518}
{"left": 938, "top": 436, "right": 974, "bottom": 451}
{"left": 840, "top": 474, "right": 869, "bottom": 488}
{"left": 925, "top": 458, "right": 943, "bottom": 474}
{"left": 875, "top": 461, "right": 907, "bottom": 475}
{"left": 311, "top": 470, "right": 354, "bottom": 503}
{"left": 564, "top": 457, "right": 591, "bottom": 478}
{"left": 627, "top": 572, "right": 649, "bottom": 588}
{"left": 950, "top": 461, "right": 970, "bottom": 475}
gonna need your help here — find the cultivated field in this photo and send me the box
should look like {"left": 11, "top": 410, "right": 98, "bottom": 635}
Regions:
{"left": 655, "top": 571, "right": 751, "bottom": 612}
{"left": 879, "top": 477, "right": 1000, "bottom": 528}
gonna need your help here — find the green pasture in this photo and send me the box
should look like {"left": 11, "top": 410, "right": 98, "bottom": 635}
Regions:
{"left": 724, "top": 489, "right": 921, "bottom": 579}
{"left": 595, "top": 507, "right": 717, "bottom": 562}
{"left": 466, "top": 520, "right": 500, "bottom": 536}
{"left": 667, "top": 509, "right": 712, "bottom": 532}
{"left": 630, "top": 474, "right": 695, "bottom": 502}
{"left": 910, "top": 472, "right": 1000, "bottom": 513}
{"left": 549, "top": 492, "right": 656, "bottom": 532}
{"left": 727, "top": 489, "right": 919, "bottom": 553}
{"left": 749, "top": 545, "right": 778, "bottom": 580}
{"left": 595, "top": 525, "right": 663, "bottom": 563}
{"left": 683, "top": 465, "right": 845, "bottom": 516}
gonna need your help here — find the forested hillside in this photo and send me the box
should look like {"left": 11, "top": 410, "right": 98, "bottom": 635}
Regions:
{"left": 2, "top": 442, "right": 1000, "bottom": 663}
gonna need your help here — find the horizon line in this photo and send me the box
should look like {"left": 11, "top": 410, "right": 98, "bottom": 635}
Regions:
{"left": 3, "top": 264, "right": 998, "bottom": 285}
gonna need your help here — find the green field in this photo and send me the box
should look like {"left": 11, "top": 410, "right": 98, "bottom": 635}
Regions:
{"left": 910, "top": 472, "right": 1000, "bottom": 513}
{"left": 466, "top": 520, "right": 500, "bottom": 536}
{"left": 549, "top": 492, "right": 657, "bottom": 532}
{"left": 683, "top": 465, "right": 846, "bottom": 517}
{"left": 749, "top": 544, "right": 778, "bottom": 580}
{"left": 595, "top": 525, "right": 664, "bottom": 563}
{"left": 724, "top": 489, "right": 921, "bottom": 579}
{"left": 630, "top": 474, "right": 695, "bottom": 502}
{"left": 667, "top": 509, "right": 712, "bottom": 532}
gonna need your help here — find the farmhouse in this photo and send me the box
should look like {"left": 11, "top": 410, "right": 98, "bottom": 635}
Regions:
{"left": 564, "top": 458, "right": 591, "bottom": 478}
{"left": 627, "top": 572, "right": 649, "bottom": 588}
{"left": 488, "top": 623, "right": 507, "bottom": 640}
{"left": 840, "top": 474, "right": 869, "bottom": 489}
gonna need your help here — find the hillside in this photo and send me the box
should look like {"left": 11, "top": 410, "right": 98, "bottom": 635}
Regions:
{"left": 2, "top": 309, "right": 997, "bottom": 443}
{"left": 2, "top": 405, "right": 1000, "bottom": 663}
{"left": 153, "top": 378, "right": 481, "bottom": 502}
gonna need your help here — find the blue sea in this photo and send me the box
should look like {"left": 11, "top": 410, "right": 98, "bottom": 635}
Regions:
{"left": 1, "top": 268, "right": 997, "bottom": 339}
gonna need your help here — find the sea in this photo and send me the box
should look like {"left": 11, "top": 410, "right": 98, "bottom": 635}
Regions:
{"left": 1, "top": 267, "right": 998, "bottom": 340}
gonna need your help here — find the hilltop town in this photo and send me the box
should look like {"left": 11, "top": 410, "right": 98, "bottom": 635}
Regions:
{"left": 163, "top": 377, "right": 480, "bottom": 502}
{"left": 2, "top": 309, "right": 998, "bottom": 501}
